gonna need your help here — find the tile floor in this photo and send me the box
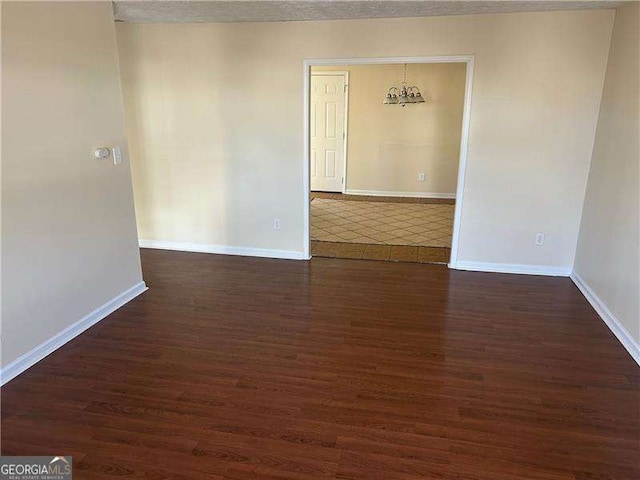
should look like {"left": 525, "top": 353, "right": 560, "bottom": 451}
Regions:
{"left": 310, "top": 192, "right": 455, "bottom": 264}
{"left": 312, "top": 198, "right": 454, "bottom": 247}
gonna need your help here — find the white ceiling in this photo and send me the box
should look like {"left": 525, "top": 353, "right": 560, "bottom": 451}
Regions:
{"left": 113, "top": 1, "right": 625, "bottom": 23}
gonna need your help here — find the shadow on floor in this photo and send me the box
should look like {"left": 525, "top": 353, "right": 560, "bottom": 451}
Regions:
{"left": 311, "top": 240, "right": 451, "bottom": 264}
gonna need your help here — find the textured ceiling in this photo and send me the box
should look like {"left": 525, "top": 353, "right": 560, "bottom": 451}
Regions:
{"left": 113, "top": 1, "right": 625, "bottom": 23}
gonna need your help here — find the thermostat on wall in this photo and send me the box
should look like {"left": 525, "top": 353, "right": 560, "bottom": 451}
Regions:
{"left": 93, "top": 147, "right": 111, "bottom": 159}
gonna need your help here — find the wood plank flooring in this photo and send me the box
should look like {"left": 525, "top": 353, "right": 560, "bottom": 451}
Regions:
{"left": 2, "top": 249, "right": 639, "bottom": 479}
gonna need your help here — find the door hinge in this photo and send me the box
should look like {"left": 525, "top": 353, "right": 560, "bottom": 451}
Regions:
{"left": 342, "top": 177, "right": 344, "bottom": 184}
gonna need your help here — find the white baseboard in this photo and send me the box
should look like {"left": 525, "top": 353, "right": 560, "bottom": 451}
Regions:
{"left": 571, "top": 272, "right": 640, "bottom": 366}
{"left": 139, "top": 239, "right": 307, "bottom": 260}
{"left": 1, "top": 281, "right": 148, "bottom": 386}
{"left": 345, "top": 189, "right": 456, "bottom": 199}
{"left": 452, "top": 261, "right": 571, "bottom": 277}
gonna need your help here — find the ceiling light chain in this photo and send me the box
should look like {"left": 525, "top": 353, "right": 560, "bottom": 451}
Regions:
{"left": 383, "top": 63, "right": 426, "bottom": 107}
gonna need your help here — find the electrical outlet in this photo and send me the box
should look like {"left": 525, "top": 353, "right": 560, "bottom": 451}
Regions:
{"left": 112, "top": 147, "right": 122, "bottom": 165}
{"left": 273, "top": 219, "right": 281, "bottom": 231}
{"left": 418, "top": 173, "right": 426, "bottom": 182}
{"left": 535, "top": 233, "right": 545, "bottom": 245}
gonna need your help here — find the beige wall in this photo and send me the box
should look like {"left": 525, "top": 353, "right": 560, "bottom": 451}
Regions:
{"left": 574, "top": 3, "right": 640, "bottom": 343}
{"left": 312, "top": 63, "right": 466, "bottom": 196}
{"left": 117, "top": 9, "right": 613, "bottom": 267}
{"left": 2, "top": 1, "right": 143, "bottom": 368}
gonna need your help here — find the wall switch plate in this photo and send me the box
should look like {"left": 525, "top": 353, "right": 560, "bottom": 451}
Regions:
{"left": 535, "top": 233, "right": 545, "bottom": 245}
{"left": 418, "top": 173, "right": 426, "bottom": 182}
{"left": 112, "top": 147, "right": 122, "bottom": 165}
{"left": 273, "top": 219, "right": 281, "bottom": 230}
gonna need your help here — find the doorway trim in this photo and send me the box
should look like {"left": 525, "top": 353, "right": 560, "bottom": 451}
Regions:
{"left": 310, "top": 70, "right": 350, "bottom": 194}
{"left": 302, "top": 55, "right": 475, "bottom": 268}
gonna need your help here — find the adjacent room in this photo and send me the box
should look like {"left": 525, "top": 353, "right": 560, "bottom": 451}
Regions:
{"left": 309, "top": 62, "right": 466, "bottom": 264}
{"left": 2, "top": 1, "right": 639, "bottom": 479}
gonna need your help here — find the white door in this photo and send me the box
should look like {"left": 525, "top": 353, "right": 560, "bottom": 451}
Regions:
{"left": 310, "top": 73, "right": 347, "bottom": 192}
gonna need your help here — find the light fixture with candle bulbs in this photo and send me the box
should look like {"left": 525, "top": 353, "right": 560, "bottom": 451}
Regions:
{"left": 383, "top": 64, "right": 426, "bottom": 107}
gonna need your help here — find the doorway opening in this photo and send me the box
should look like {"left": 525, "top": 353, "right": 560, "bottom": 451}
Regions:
{"left": 304, "top": 56, "right": 474, "bottom": 266}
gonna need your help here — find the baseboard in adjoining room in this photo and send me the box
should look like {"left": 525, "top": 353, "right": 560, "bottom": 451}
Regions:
{"left": 138, "top": 239, "right": 308, "bottom": 260}
{"left": 571, "top": 272, "right": 640, "bottom": 367}
{"left": 0, "top": 281, "right": 148, "bottom": 386}
{"left": 453, "top": 260, "right": 572, "bottom": 277}
{"left": 345, "top": 189, "right": 456, "bottom": 199}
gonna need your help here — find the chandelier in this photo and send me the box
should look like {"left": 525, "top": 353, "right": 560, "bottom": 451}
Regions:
{"left": 383, "top": 63, "right": 425, "bottom": 107}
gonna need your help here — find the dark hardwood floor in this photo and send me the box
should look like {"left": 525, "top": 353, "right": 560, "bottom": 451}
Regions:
{"left": 2, "top": 249, "right": 639, "bottom": 479}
